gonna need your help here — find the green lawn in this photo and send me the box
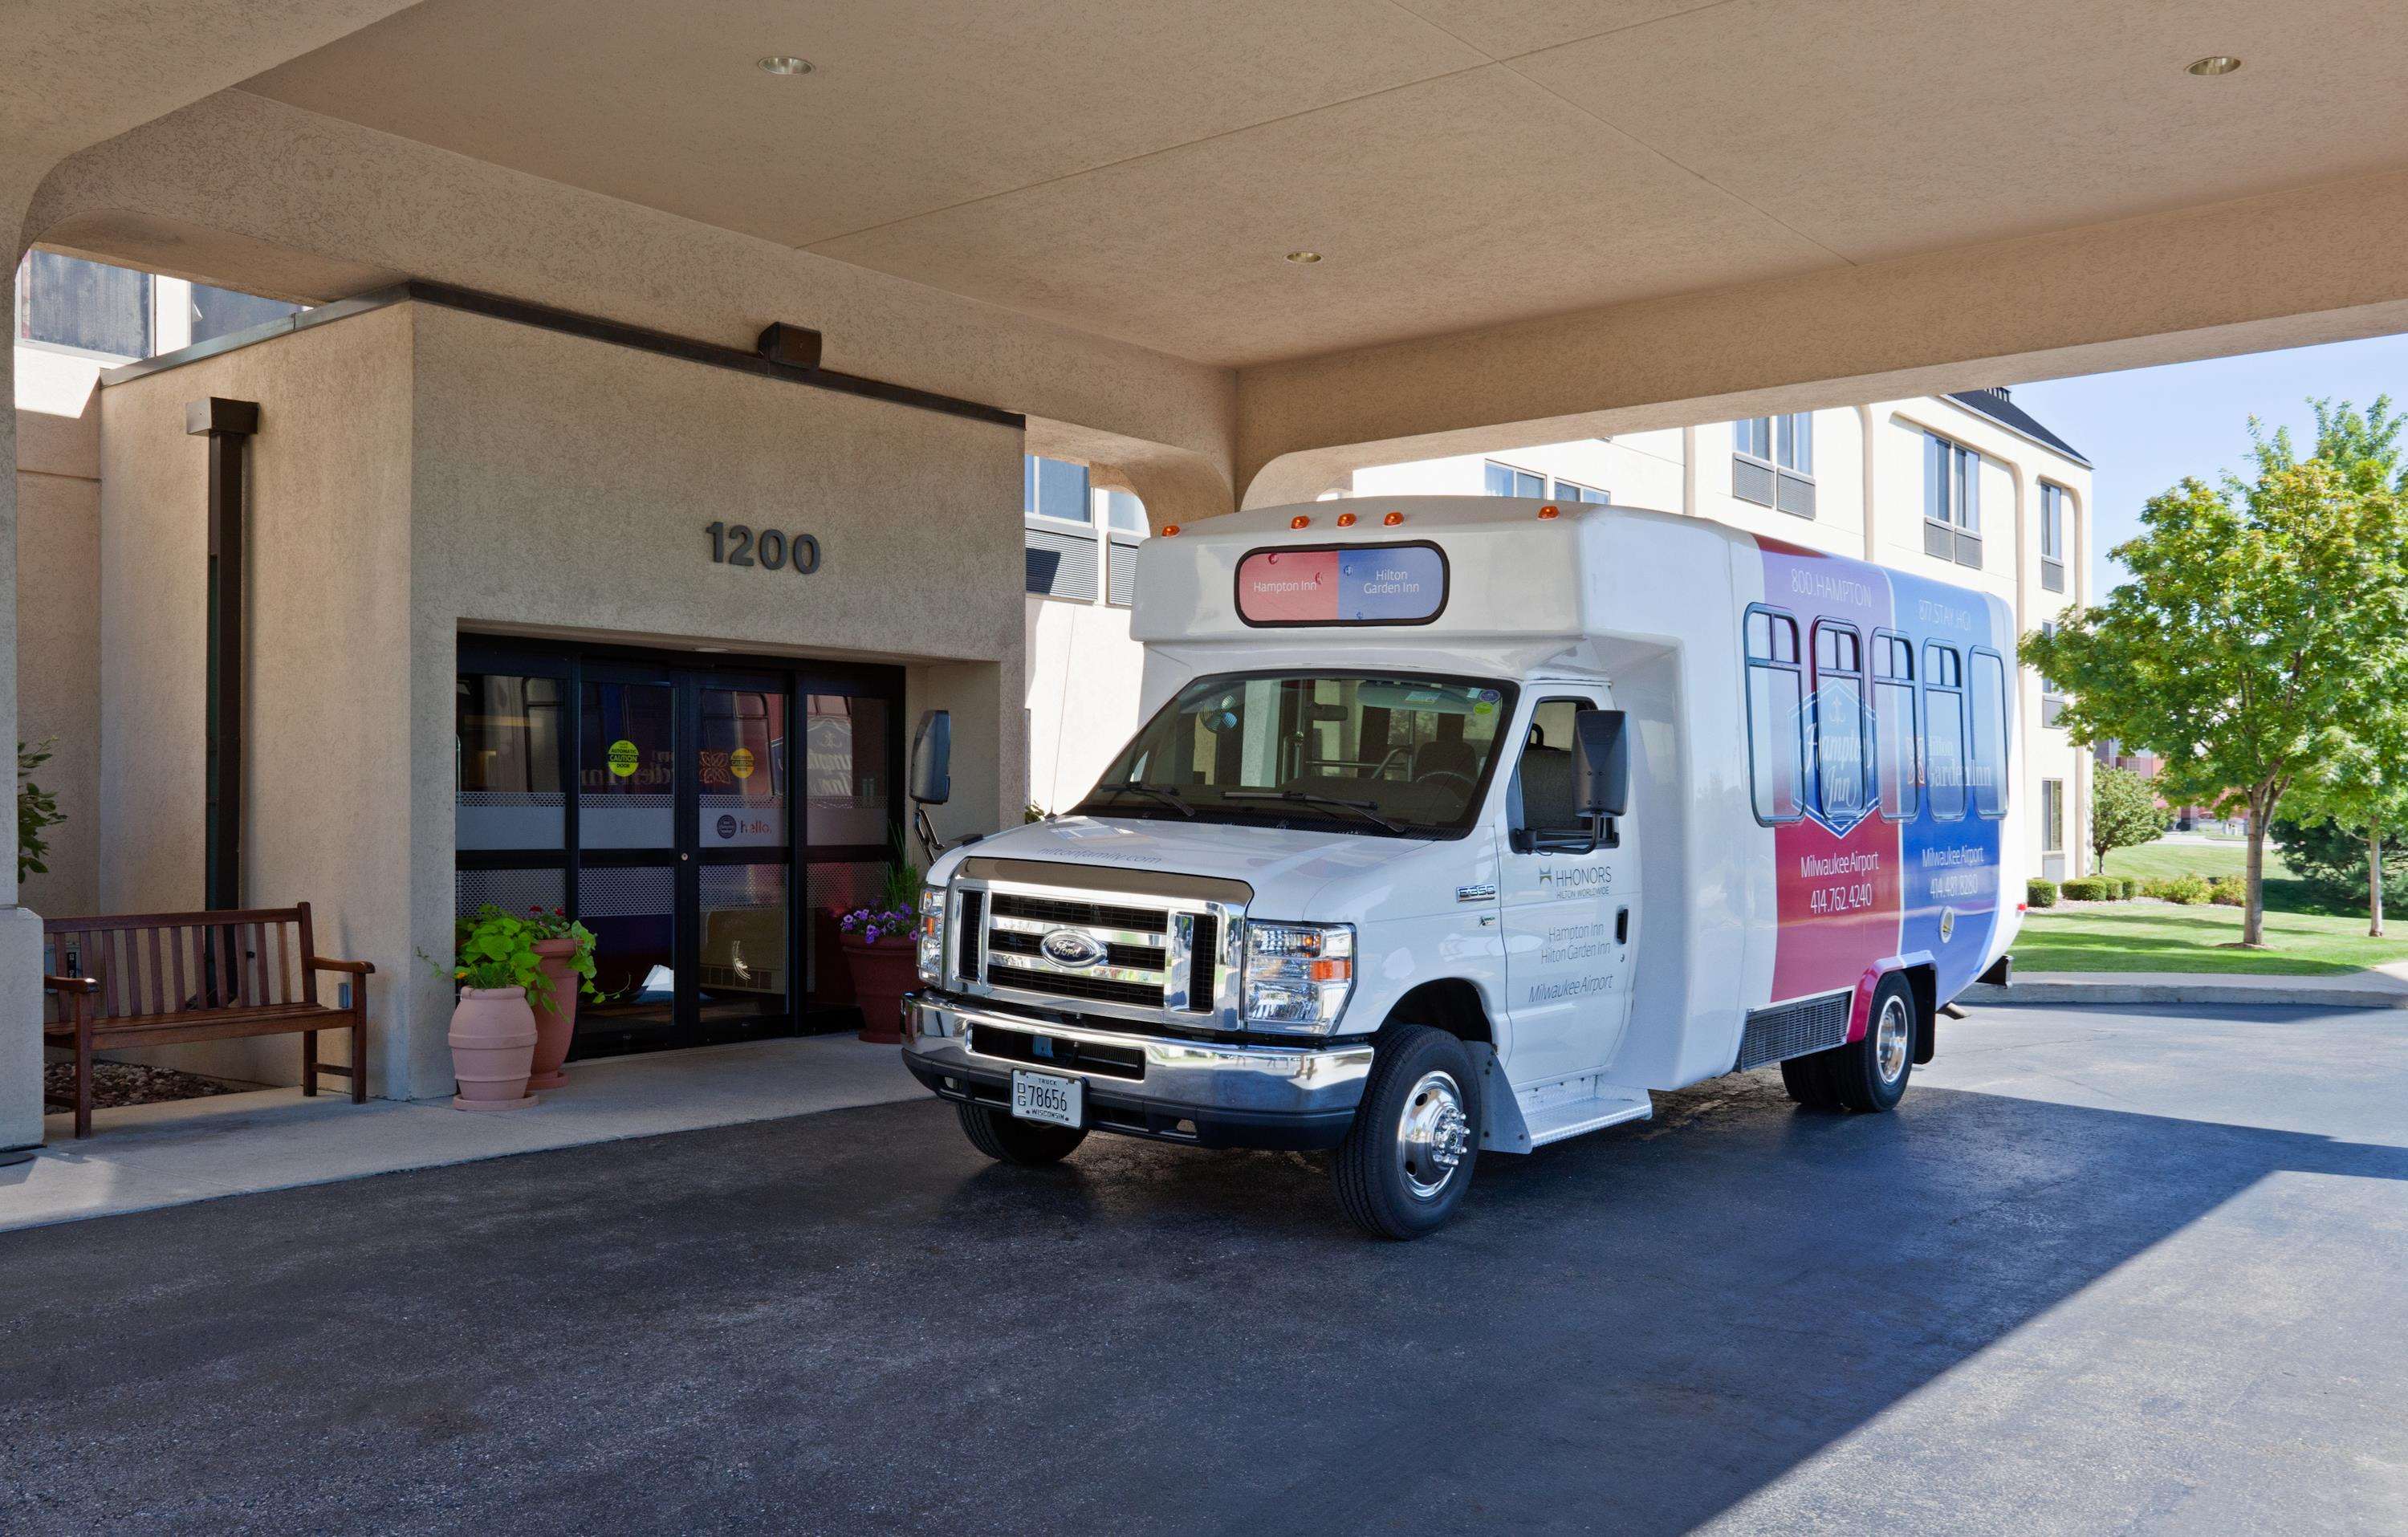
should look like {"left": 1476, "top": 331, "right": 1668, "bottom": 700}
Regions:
{"left": 2097, "top": 841, "right": 2293, "bottom": 883}
{"left": 2024, "top": 838, "right": 2406, "bottom": 974}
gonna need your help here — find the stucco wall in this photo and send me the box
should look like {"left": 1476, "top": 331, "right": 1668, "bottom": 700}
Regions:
{"left": 14, "top": 387, "right": 103, "bottom": 917}
{"left": 91, "top": 299, "right": 1023, "bottom": 1098}
{"left": 401, "top": 303, "right": 1023, "bottom": 1096}
{"left": 98, "top": 303, "right": 417, "bottom": 1088}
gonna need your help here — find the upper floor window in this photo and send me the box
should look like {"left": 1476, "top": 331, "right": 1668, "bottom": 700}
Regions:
{"left": 1552, "top": 478, "right": 1609, "bottom": 504}
{"left": 1922, "top": 429, "right": 1983, "bottom": 568}
{"left": 2039, "top": 483, "right": 2069, "bottom": 592}
{"left": 14, "top": 251, "right": 303, "bottom": 363}
{"left": 1484, "top": 462, "right": 1546, "bottom": 498}
{"left": 15, "top": 251, "right": 152, "bottom": 360}
{"left": 1735, "top": 414, "right": 1816, "bottom": 518}
{"left": 2038, "top": 620, "right": 2068, "bottom": 728}
{"left": 1023, "top": 454, "right": 1091, "bottom": 524}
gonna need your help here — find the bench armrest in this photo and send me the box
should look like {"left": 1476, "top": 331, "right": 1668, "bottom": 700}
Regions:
{"left": 308, "top": 957, "right": 376, "bottom": 977}
{"left": 43, "top": 974, "right": 100, "bottom": 994}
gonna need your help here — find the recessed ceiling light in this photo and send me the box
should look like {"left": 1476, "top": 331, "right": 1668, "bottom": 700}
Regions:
{"left": 1285, "top": 250, "right": 1323, "bottom": 265}
{"left": 758, "top": 55, "right": 814, "bottom": 76}
{"left": 2186, "top": 55, "right": 2242, "bottom": 75}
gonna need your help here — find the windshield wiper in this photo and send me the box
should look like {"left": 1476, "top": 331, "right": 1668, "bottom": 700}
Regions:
{"left": 1085, "top": 781, "right": 1197, "bottom": 818}
{"left": 1223, "top": 788, "right": 1405, "bottom": 836}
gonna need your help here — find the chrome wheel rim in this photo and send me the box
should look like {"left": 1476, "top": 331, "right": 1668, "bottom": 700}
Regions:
{"left": 1397, "top": 1069, "right": 1470, "bottom": 1199}
{"left": 1875, "top": 995, "right": 1912, "bottom": 1084}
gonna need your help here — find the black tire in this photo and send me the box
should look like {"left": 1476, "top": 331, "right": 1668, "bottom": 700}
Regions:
{"left": 1828, "top": 974, "right": 1918, "bottom": 1112}
{"left": 1780, "top": 1051, "right": 1841, "bottom": 1108}
{"left": 958, "top": 1100, "right": 1088, "bottom": 1165}
{"left": 1332, "top": 1024, "right": 1481, "bottom": 1241}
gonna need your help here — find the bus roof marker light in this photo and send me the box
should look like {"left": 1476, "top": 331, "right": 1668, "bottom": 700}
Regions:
{"left": 1382, "top": 511, "right": 1405, "bottom": 527}
{"left": 1161, "top": 524, "right": 1180, "bottom": 537}
{"left": 1537, "top": 505, "right": 1560, "bottom": 519}
{"left": 1335, "top": 512, "right": 1357, "bottom": 527}
{"left": 1291, "top": 515, "right": 1312, "bottom": 530}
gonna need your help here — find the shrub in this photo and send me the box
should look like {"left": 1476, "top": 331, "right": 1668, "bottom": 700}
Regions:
{"left": 2210, "top": 881, "right": 2247, "bottom": 907}
{"left": 2059, "top": 876, "right": 2121, "bottom": 901}
{"left": 2026, "top": 878, "right": 2059, "bottom": 909}
{"left": 2120, "top": 877, "right": 2142, "bottom": 900}
{"left": 2142, "top": 874, "right": 2212, "bottom": 905}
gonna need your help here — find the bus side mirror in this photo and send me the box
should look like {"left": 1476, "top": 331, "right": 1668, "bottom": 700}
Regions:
{"left": 909, "top": 710, "right": 951, "bottom": 805}
{"left": 1572, "top": 709, "right": 1628, "bottom": 818}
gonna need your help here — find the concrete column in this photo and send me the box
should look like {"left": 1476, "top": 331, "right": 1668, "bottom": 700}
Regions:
{"left": 3, "top": 175, "right": 47, "bottom": 1154}
{"left": 1854, "top": 405, "right": 1878, "bottom": 563}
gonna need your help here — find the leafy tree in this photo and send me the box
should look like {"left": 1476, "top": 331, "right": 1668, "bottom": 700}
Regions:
{"left": 2024, "top": 454, "right": 2408, "bottom": 947}
{"left": 2272, "top": 814, "right": 2408, "bottom": 917}
{"left": 16, "top": 739, "right": 64, "bottom": 884}
{"left": 2280, "top": 708, "right": 2408, "bottom": 935}
{"left": 2089, "top": 763, "right": 2170, "bottom": 871}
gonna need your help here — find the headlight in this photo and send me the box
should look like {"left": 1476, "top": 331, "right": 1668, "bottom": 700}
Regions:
{"left": 916, "top": 883, "right": 946, "bottom": 986}
{"left": 1243, "top": 921, "right": 1353, "bottom": 1035}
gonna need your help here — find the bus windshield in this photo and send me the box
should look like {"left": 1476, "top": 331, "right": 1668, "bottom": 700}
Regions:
{"left": 1074, "top": 672, "right": 1515, "bottom": 837}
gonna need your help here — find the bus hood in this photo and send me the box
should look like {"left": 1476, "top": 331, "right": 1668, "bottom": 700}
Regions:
{"left": 934, "top": 813, "right": 1466, "bottom": 919}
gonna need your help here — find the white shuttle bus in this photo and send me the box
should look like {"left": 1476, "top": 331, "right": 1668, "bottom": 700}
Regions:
{"left": 904, "top": 498, "right": 2020, "bottom": 1238}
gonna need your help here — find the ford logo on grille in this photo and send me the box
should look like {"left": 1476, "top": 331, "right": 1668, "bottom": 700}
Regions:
{"left": 1039, "top": 929, "right": 1107, "bottom": 969}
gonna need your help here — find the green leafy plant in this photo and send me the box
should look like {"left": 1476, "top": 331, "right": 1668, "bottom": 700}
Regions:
{"left": 2059, "top": 876, "right": 2121, "bottom": 902}
{"left": 2026, "top": 404, "right": 2408, "bottom": 946}
{"left": 2027, "top": 878, "right": 2059, "bottom": 909}
{"left": 17, "top": 739, "right": 65, "bottom": 884}
{"left": 881, "top": 824, "right": 922, "bottom": 913}
{"left": 2142, "top": 875, "right": 2212, "bottom": 906}
{"left": 445, "top": 906, "right": 554, "bottom": 1004}
{"left": 2090, "top": 765, "right": 2171, "bottom": 872}
{"left": 513, "top": 904, "right": 600, "bottom": 998}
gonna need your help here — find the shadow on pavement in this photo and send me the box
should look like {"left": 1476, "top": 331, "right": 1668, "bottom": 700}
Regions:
{"left": 0, "top": 1071, "right": 2402, "bottom": 1534}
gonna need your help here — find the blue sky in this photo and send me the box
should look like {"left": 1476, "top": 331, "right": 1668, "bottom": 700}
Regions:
{"left": 2010, "top": 333, "right": 2408, "bottom": 596}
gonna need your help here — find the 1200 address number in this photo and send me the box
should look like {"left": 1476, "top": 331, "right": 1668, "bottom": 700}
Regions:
{"left": 706, "top": 521, "right": 822, "bottom": 575}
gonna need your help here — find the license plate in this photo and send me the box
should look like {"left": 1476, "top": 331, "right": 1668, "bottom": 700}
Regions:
{"left": 1011, "top": 1069, "right": 1082, "bottom": 1128}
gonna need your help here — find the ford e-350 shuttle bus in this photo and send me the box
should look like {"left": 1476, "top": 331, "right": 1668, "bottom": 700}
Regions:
{"left": 903, "top": 498, "right": 2018, "bottom": 1238}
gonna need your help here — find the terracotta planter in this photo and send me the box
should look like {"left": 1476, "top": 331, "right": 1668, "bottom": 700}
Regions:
{"left": 449, "top": 986, "right": 539, "bottom": 1111}
{"left": 527, "top": 937, "right": 582, "bottom": 1090}
{"left": 841, "top": 935, "right": 917, "bottom": 1044}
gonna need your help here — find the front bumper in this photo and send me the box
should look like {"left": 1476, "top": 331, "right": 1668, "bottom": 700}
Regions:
{"left": 902, "top": 992, "right": 1373, "bottom": 1150}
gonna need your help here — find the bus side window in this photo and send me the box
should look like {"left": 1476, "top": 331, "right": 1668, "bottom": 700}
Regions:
{"left": 1745, "top": 608, "right": 1805, "bottom": 823}
{"left": 1924, "top": 642, "right": 1967, "bottom": 820}
{"left": 1968, "top": 648, "right": 2009, "bottom": 818}
{"left": 1812, "top": 620, "right": 1869, "bottom": 822}
{"left": 1873, "top": 632, "right": 1919, "bottom": 821}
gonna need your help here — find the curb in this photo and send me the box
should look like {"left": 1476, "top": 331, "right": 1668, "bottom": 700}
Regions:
{"left": 1959, "top": 980, "right": 2408, "bottom": 1010}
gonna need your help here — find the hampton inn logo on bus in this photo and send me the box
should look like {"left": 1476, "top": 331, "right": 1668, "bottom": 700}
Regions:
{"left": 606, "top": 738, "right": 641, "bottom": 778}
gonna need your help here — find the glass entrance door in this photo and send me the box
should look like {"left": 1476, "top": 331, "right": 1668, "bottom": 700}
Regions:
{"left": 456, "top": 640, "right": 901, "bottom": 1059}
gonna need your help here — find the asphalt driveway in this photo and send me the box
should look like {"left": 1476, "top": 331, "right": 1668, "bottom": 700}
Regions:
{"left": 2, "top": 1004, "right": 2403, "bottom": 1535}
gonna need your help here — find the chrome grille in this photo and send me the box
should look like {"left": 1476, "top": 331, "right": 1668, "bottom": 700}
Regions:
{"left": 946, "top": 870, "right": 1244, "bottom": 1030}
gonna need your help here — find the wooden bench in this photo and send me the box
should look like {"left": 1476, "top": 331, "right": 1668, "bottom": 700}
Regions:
{"left": 43, "top": 903, "right": 374, "bottom": 1139}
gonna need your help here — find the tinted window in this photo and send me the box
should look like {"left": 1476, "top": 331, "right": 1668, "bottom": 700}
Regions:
{"left": 1746, "top": 609, "right": 1806, "bottom": 823}
{"left": 1924, "top": 642, "right": 1967, "bottom": 820}
{"left": 1812, "top": 621, "right": 1869, "bottom": 821}
{"left": 1968, "top": 649, "right": 2009, "bottom": 817}
{"left": 1872, "top": 633, "right": 1919, "bottom": 821}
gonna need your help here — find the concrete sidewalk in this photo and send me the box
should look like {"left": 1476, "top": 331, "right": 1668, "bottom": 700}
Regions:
{"left": 1963, "top": 960, "right": 2408, "bottom": 1010}
{"left": 0, "top": 1035, "right": 925, "bottom": 1234}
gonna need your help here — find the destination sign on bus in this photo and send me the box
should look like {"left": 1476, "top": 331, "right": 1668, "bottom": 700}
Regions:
{"left": 1235, "top": 541, "right": 1446, "bottom": 626}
